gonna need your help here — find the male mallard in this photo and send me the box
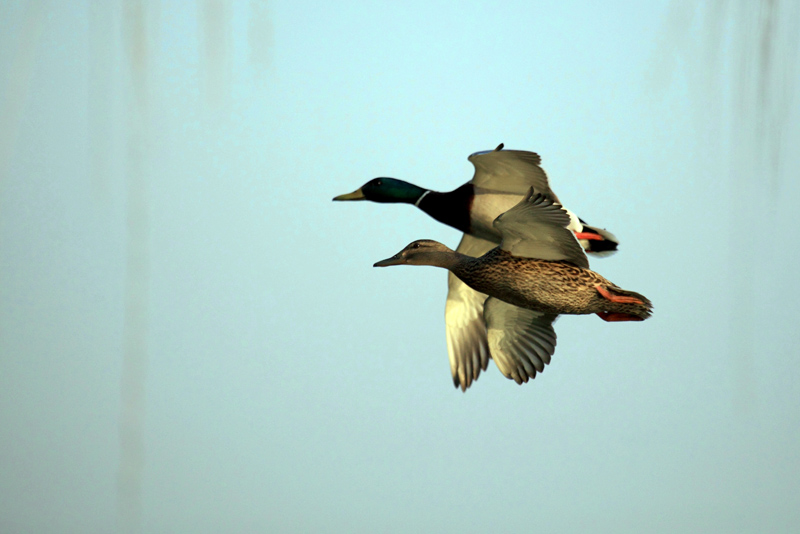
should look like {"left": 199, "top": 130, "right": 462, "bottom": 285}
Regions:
{"left": 333, "top": 143, "right": 618, "bottom": 254}
{"left": 336, "top": 144, "right": 619, "bottom": 390}
{"left": 374, "top": 189, "right": 652, "bottom": 389}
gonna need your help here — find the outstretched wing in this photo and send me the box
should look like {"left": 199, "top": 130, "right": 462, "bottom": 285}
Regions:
{"left": 468, "top": 145, "right": 560, "bottom": 202}
{"left": 493, "top": 188, "right": 589, "bottom": 268}
{"left": 445, "top": 234, "right": 495, "bottom": 391}
{"left": 483, "top": 297, "right": 558, "bottom": 384}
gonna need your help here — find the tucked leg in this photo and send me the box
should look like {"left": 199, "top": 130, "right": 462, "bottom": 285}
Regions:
{"left": 596, "top": 311, "right": 645, "bottom": 322}
{"left": 596, "top": 285, "right": 644, "bottom": 305}
{"left": 574, "top": 232, "right": 603, "bottom": 241}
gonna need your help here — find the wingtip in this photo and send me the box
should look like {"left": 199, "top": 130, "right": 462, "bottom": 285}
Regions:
{"left": 469, "top": 143, "right": 504, "bottom": 160}
{"left": 453, "top": 376, "right": 464, "bottom": 391}
{"left": 454, "top": 380, "right": 469, "bottom": 393}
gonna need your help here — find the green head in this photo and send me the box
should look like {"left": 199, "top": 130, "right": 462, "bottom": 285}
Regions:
{"left": 333, "top": 178, "right": 427, "bottom": 204}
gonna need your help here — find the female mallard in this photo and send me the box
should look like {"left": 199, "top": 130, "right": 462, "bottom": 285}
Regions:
{"left": 337, "top": 144, "right": 619, "bottom": 390}
{"left": 374, "top": 189, "right": 652, "bottom": 390}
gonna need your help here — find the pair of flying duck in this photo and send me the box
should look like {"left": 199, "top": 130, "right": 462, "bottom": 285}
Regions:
{"left": 334, "top": 144, "right": 651, "bottom": 391}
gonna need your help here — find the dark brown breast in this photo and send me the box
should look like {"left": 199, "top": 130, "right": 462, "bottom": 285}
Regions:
{"left": 417, "top": 183, "right": 474, "bottom": 234}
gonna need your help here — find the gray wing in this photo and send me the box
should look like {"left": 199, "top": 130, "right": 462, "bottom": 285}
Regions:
{"left": 493, "top": 188, "right": 589, "bottom": 268}
{"left": 483, "top": 297, "right": 558, "bottom": 384}
{"left": 445, "top": 234, "right": 495, "bottom": 391}
{"left": 468, "top": 146, "right": 560, "bottom": 202}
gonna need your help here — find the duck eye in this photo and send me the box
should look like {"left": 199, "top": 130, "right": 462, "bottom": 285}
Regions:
{"left": 375, "top": 179, "right": 382, "bottom": 186}
{"left": 412, "top": 243, "right": 420, "bottom": 249}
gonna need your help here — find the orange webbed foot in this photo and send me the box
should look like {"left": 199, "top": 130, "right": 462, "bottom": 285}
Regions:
{"left": 595, "top": 285, "right": 644, "bottom": 305}
{"left": 596, "top": 311, "right": 645, "bottom": 322}
{"left": 574, "top": 232, "right": 603, "bottom": 241}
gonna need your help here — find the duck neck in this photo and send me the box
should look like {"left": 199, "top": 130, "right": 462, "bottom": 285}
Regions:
{"left": 416, "top": 183, "right": 474, "bottom": 234}
{"left": 388, "top": 182, "right": 429, "bottom": 205}
{"left": 420, "top": 250, "right": 472, "bottom": 272}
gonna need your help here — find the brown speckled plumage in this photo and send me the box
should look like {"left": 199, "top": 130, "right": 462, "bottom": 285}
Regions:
{"left": 372, "top": 186, "right": 651, "bottom": 390}
{"left": 452, "top": 248, "right": 652, "bottom": 319}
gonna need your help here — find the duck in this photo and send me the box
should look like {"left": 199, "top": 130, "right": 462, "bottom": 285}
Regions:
{"left": 335, "top": 144, "right": 620, "bottom": 390}
{"left": 333, "top": 143, "right": 618, "bottom": 255}
{"left": 373, "top": 188, "right": 651, "bottom": 389}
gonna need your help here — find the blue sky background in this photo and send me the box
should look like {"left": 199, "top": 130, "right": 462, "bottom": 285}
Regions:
{"left": 1, "top": 1, "right": 799, "bottom": 532}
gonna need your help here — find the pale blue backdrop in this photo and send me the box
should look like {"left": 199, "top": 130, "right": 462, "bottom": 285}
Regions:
{"left": 1, "top": 1, "right": 798, "bottom": 532}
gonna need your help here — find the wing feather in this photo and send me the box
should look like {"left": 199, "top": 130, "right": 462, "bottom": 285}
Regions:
{"left": 468, "top": 147, "right": 560, "bottom": 202}
{"left": 484, "top": 297, "right": 558, "bottom": 384}
{"left": 444, "top": 234, "right": 496, "bottom": 391}
{"left": 493, "top": 188, "right": 590, "bottom": 268}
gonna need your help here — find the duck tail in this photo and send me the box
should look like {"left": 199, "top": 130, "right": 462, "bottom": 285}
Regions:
{"left": 596, "top": 286, "right": 653, "bottom": 322}
{"left": 576, "top": 221, "right": 619, "bottom": 257}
